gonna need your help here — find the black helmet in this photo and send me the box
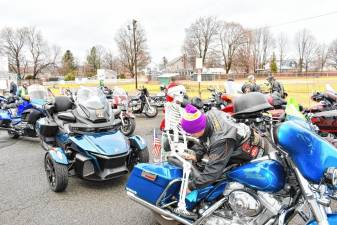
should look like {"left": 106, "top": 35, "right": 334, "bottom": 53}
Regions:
{"left": 233, "top": 92, "right": 272, "bottom": 118}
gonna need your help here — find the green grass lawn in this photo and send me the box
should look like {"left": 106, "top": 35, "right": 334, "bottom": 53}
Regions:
{"left": 48, "top": 76, "right": 337, "bottom": 107}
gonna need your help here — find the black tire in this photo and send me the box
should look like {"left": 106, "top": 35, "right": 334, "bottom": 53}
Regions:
{"left": 153, "top": 212, "right": 180, "bottom": 225}
{"left": 138, "top": 147, "right": 149, "bottom": 163}
{"left": 44, "top": 153, "right": 68, "bottom": 192}
{"left": 120, "top": 117, "right": 136, "bottom": 136}
{"left": 128, "top": 147, "right": 149, "bottom": 171}
{"left": 144, "top": 105, "right": 158, "bottom": 118}
{"left": 7, "top": 130, "right": 19, "bottom": 139}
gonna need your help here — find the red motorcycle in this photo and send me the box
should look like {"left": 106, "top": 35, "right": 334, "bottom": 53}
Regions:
{"left": 305, "top": 85, "right": 337, "bottom": 137}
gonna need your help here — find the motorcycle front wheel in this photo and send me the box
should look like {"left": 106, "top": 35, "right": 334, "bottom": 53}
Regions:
{"left": 7, "top": 130, "right": 19, "bottom": 139}
{"left": 144, "top": 105, "right": 158, "bottom": 118}
{"left": 120, "top": 117, "right": 136, "bottom": 136}
{"left": 44, "top": 153, "right": 68, "bottom": 192}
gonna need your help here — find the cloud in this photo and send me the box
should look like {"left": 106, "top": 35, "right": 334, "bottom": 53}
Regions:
{"left": 0, "top": 0, "right": 337, "bottom": 64}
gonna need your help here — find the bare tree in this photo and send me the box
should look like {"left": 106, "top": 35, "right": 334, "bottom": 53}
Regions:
{"left": 0, "top": 27, "right": 28, "bottom": 79}
{"left": 295, "top": 29, "right": 316, "bottom": 72}
{"left": 277, "top": 33, "right": 288, "bottom": 72}
{"left": 115, "top": 22, "right": 150, "bottom": 77}
{"left": 231, "top": 30, "right": 253, "bottom": 73}
{"left": 183, "top": 16, "right": 220, "bottom": 66}
{"left": 27, "top": 27, "right": 57, "bottom": 79}
{"left": 251, "top": 28, "right": 274, "bottom": 72}
{"left": 328, "top": 39, "right": 337, "bottom": 69}
{"left": 315, "top": 43, "right": 329, "bottom": 72}
{"left": 102, "top": 50, "right": 121, "bottom": 73}
{"left": 218, "top": 22, "right": 247, "bottom": 74}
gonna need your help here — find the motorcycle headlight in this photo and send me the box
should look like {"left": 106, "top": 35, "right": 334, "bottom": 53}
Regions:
{"left": 325, "top": 167, "right": 337, "bottom": 188}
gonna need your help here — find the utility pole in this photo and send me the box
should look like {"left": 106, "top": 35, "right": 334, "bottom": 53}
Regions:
{"left": 132, "top": 19, "right": 138, "bottom": 89}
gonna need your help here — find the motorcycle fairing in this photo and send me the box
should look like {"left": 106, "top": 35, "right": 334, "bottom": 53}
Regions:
{"left": 69, "top": 130, "right": 129, "bottom": 156}
{"left": 277, "top": 121, "right": 337, "bottom": 183}
{"left": 17, "top": 100, "right": 32, "bottom": 117}
{"left": 306, "top": 214, "right": 337, "bottom": 225}
{"left": 48, "top": 148, "right": 68, "bottom": 165}
{"left": 227, "top": 160, "right": 285, "bottom": 192}
{"left": 129, "top": 135, "right": 147, "bottom": 150}
{"left": 0, "top": 109, "right": 11, "bottom": 121}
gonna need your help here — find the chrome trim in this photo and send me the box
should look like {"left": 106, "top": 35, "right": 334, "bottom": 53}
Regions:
{"left": 194, "top": 197, "right": 227, "bottom": 225}
{"left": 290, "top": 160, "right": 329, "bottom": 225}
{"left": 155, "top": 178, "right": 182, "bottom": 206}
{"left": 126, "top": 191, "right": 193, "bottom": 225}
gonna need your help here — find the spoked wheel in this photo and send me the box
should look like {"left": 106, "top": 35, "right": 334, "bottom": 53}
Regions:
{"left": 44, "top": 153, "right": 68, "bottom": 192}
{"left": 153, "top": 212, "right": 180, "bottom": 225}
{"left": 120, "top": 117, "right": 136, "bottom": 136}
{"left": 7, "top": 130, "right": 19, "bottom": 139}
{"left": 144, "top": 105, "right": 158, "bottom": 118}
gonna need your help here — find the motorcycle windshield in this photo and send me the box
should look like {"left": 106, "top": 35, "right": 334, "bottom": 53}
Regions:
{"left": 27, "top": 85, "right": 49, "bottom": 105}
{"left": 224, "top": 80, "right": 243, "bottom": 95}
{"left": 76, "top": 86, "right": 112, "bottom": 118}
{"left": 112, "top": 87, "right": 128, "bottom": 107}
{"left": 285, "top": 97, "right": 306, "bottom": 121}
{"left": 326, "top": 84, "right": 336, "bottom": 94}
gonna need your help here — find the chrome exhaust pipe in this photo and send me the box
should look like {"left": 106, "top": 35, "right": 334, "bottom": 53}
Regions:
{"left": 126, "top": 191, "right": 193, "bottom": 225}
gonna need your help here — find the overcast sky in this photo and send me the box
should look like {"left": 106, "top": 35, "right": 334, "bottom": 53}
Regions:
{"left": 0, "top": 0, "right": 336, "bottom": 65}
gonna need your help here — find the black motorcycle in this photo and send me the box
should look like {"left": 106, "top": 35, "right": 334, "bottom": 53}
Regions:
{"left": 111, "top": 87, "right": 136, "bottom": 136}
{"left": 149, "top": 85, "right": 166, "bottom": 108}
{"left": 129, "top": 87, "right": 158, "bottom": 118}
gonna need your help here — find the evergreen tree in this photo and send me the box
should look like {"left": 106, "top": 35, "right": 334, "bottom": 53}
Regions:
{"left": 86, "top": 46, "right": 101, "bottom": 76}
{"left": 270, "top": 53, "right": 278, "bottom": 73}
{"left": 62, "top": 50, "right": 76, "bottom": 76}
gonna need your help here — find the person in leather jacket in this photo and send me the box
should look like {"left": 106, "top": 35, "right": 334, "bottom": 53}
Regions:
{"left": 180, "top": 104, "right": 267, "bottom": 190}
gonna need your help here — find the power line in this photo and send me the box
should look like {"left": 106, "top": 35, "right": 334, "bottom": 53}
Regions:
{"left": 258, "top": 11, "right": 337, "bottom": 30}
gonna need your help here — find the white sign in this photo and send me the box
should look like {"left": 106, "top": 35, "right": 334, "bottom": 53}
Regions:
{"left": 197, "top": 74, "right": 202, "bottom": 82}
{"left": 195, "top": 58, "right": 203, "bottom": 69}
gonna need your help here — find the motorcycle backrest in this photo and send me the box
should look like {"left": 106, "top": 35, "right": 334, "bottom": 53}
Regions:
{"left": 54, "top": 96, "right": 73, "bottom": 113}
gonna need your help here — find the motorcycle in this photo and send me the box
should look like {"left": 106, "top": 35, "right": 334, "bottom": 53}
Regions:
{"left": 129, "top": 87, "right": 158, "bottom": 118}
{"left": 150, "top": 85, "right": 166, "bottom": 108}
{"left": 0, "top": 85, "right": 49, "bottom": 138}
{"left": 305, "top": 85, "right": 337, "bottom": 137}
{"left": 36, "top": 86, "right": 149, "bottom": 192}
{"left": 111, "top": 87, "right": 136, "bottom": 136}
{"left": 126, "top": 92, "right": 337, "bottom": 225}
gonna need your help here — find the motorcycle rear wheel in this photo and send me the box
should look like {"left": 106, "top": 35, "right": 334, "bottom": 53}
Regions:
{"left": 7, "top": 130, "right": 19, "bottom": 139}
{"left": 144, "top": 105, "right": 158, "bottom": 118}
{"left": 153, "top": 212, "right": 180, "bottom": 225}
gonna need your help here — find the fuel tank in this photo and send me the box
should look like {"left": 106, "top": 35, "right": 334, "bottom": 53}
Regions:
{"left": 277, "top": 120, "right": 337, "bottom": 183}
{"left": 227, "top": 160, "right": 285, "bottom": 192}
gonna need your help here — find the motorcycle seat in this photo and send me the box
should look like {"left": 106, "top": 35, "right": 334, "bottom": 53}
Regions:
{"left": 57, "top": 111, "right": 76, "bottom": 123}
{"left": 167, "top": 156, "right": 201, "bottom": 178}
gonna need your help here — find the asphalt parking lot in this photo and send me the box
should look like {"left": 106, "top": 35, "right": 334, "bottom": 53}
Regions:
{"left": 0, "top": 111, "right": 335, "bottom": 225}
{"left": 0, "top": 113, "right": 162, "bottom": 225}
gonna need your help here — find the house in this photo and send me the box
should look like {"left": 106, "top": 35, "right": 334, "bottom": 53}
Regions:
{"left": 166, "top": 55, "right": 193, "bottom": 79}
{"left": 190, "top": 67, "right": 226, "bottom": 81}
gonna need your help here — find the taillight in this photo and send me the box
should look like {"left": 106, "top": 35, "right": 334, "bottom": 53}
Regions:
{"left": 311, "top": 117, "right": 320, "bottom": 124}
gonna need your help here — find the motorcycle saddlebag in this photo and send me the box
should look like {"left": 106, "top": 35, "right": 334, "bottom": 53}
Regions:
{"left": 36, "top": 117, "right": 59, "bottom": 137}
{"left": 126, "top": 163, "right": 182, "bottom": 205}
{"left": 0, "top": 110, "right": 11, "bottom": 127}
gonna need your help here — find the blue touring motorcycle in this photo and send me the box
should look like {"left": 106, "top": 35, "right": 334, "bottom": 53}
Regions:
{"left": 36, "top": 86, "right": 149, "bottom": 192}
{"left": 0, "top": 85, "right": 48, "bottom": 138}
{"left": 126, "top": 93, "right": 337, "bottom": 225}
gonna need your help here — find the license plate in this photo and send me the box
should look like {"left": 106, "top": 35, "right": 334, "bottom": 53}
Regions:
{"left": 96, "top": 109, "right": 105, "bottom": 118}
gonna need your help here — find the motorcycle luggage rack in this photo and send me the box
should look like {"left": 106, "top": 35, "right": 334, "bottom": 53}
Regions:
{"left": 156, "top": 178, "right": 182, "bottom": 207}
